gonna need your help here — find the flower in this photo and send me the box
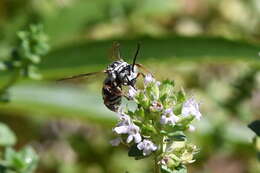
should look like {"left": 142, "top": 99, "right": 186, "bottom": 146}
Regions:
{"left": 125, "top": 124, "right": 142, "bottom": 143}
{"left": 116, "top": 113, "right": 131, "bottom": 126}
{"left": 144, "top": 73, "right": 155, "bottom": 85}
{"left": 110, "top": 137, "right": 121, "bottom": 146}
{"left": 160, "top": 108, "right": 180, "bottom": 125}
{"left": 188, "top": 125, "right": 196, "bottom": 132}
{"left": 128, "top": 86, "right": 137, "bottom": 98}
{"left": 181, "top": 98, "right": 202, "bottom": 120}
{"left": 113, "top": 113, "right": 142, "bottom": 143}
{"left": 137, "top": 139, "right": 157, "bottom": 156}
{"left": 150, "top": 100, "right": 163, "bottom": 112}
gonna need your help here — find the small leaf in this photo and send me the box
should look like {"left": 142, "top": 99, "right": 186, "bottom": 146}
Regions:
{"left": 172, "top": 165, "right": 187, "bottom": 173}
{"left": 146, "top": 83, "right": 160, "bottom": 101}
{"left": 176, "top": 89, "right": 186, "bottom": 103}
{"left": 19, "top": 146, "right": 39, "bottom": 173}
{"left": 161, "top": 165, "right": 174, "bottom": 173}
{"left": 3, "top": 146, "right": 38, "bottom": 173}
{"left": 0, "top": 91, "right": 10, "bottom": 103}
{"left": 128, "top": 144, "right": 145, "bottom": 160}
{"left": 168, "top": 132, "right": 186, "bottom": 141}
{"left": 0, "top": 123, "right": 17, "bottom": 147}
{"left": 160, "top": 80, "right": 175, "bottom": 97}
{"left": 248, "top": 120, "right": 260, "bottom": 136}
{"left": 162, "top": 165, "right": 187, "bottom": 173}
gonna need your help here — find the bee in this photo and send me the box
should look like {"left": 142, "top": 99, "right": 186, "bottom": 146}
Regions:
{"left": 58, "top": 42, "right": 148, "bottom": 112}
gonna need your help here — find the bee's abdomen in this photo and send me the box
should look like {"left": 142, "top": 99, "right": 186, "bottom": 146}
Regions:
{"left": 102, "top": 84, "right": 122, "bottom": 112}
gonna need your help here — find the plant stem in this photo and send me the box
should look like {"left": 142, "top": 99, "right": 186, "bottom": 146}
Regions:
{"left": 154, "top": 156, "right": 160, "bottom": 173}
{"left": 0, "top": 69, "right": 21, "bottom": 96}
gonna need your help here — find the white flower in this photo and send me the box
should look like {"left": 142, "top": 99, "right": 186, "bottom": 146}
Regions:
{"left": 128, "top": 86, "right": 137, "bottom": 98}
{"left": 113, "top": 113, "right": 142, "bottom": 143}
{"left": 144, "top": 73, "right": 155, "bottom": 85}
{"left": 182, "top": 98, "right": 202, "bottom": 120}
{"left": 137, "top": 139, "right": 157, "bottom": 156}
{"left": 116, "top": 113, "right": 131, "bottom": 126}
{"left": 126, "top": 124, "right": 142, "bottom": 143}
{"left": 110, "top": 137, "right": 121, "bottom": 146}
{"left": 188, "top": 125, "right": 196, "bottom": 132}
{"left": 150, "top": 100, "right": 163, "bottom": 111}
{"left": 160, "top": 108, "right": 180, "bottom": 125}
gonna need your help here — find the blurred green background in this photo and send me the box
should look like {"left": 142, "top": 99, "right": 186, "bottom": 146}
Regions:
{"left": 0, "top": 0, "right": 260, "bottom": 172}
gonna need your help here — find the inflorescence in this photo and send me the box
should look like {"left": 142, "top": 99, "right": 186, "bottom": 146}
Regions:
{"left": 111, "top": 74, "right": 201, "bottom": 172}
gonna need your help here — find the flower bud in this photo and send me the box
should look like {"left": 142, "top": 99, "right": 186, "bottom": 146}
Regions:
{"left": 160, "top": 80, "right": 174, "bottom": 97}
{"left": 146, "top": 82, "right": 160, "bottom": 100}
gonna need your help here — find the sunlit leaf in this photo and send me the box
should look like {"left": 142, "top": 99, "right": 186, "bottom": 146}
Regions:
{"left": 0, "top": 123, "right": 16, "bottom": 147}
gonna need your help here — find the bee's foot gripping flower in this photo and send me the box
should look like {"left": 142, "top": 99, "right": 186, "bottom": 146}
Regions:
{"left": 111, "top": 74, "right": 202, "bottom": 172}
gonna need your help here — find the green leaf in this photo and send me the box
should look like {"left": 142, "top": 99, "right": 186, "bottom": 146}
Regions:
{"left": 176, "top": 89, "right": 186, "bottom": 103}
{"left": 0, "top": 123, "right": 16, "bottom": 147}
{"left": 161, "top": 165, "right": 174, "bottom": 173}
{"left": 18, "top": 146, "right": 38, "bottom": 173}
{"left": 4, "top": 147, "right": 25, "bottom": 170}
{"left": 161, "top": 165, "right": 187, "bottom": 173}
{"left": 128, "top": 144, "right": 145, "bottom": 160}
{"left": 168, "top": 131, "right": 186, "bottom": 141}
{"left": 1, "top": 83, "right": 116, "bottom": 124}
{"left": 0, "top": 91, "right": 10, "bottom": 103}
{"left": 3, "top": 146, "right": 38, "bottom": 173}
{"left": 146, "top": 83, "right": 160, "bottom": 100}
{"left": 248, "top": 120, "right": 260, "bottom": 136}
{"left": 172, "top": 165, "right": 187, "bottom": 173}
{"left": 39, "top": 36, "right": 260, "bottom": 79}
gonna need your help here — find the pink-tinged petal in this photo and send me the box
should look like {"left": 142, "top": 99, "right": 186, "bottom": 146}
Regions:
{"left": 182, "top": 98, "right": 202, "bottom": 120}
{"left": 110, "top": 138, "right": 121, "bottom": 146}
{"left": 170, "top": 115, "right": 180, "bottom": 123}
{"left": 144, "top": 73, "right": 155, "bottom": 85}
{"left": 137, "top": 142, "right": 145, "bottom": 150}
{"left": 160, "top": 116, "right": 167, "bottom": 125}
{"left": 128, "top": 86, "right": 137, "bottom": 98}
{"left": 126, "top": 135, "right": 134, "bottom": 143}
{"left": 137, "top": 139, "right": 157, "bottom": 156}
{"left": 188, "top": 125, "right": 196, "bottom": 132}
{"left": 134, "top": 133, "right": 142, "bottom": 143}
{"left": 164, "top": 108, "right": 173, "bottom": 114}
{"left": 113, "top": 126, "right": 129, "bottom": 134}
{"left": 143, "top": 149, "right": 152, "bottom": 156}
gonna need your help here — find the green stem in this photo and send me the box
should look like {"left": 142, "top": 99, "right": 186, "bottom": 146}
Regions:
{"left": 0, "top": 69, "right": 21, "bottom": 96}
{"left": 154, "top": 156, "right": 160, "bottom": 173}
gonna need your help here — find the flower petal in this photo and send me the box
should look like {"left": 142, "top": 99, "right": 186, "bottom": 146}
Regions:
{"left": 110, "top": 138, "right": 121, "bottom": 146}
{"left": 114, "top": 126, "right": 129, "bottom": 134}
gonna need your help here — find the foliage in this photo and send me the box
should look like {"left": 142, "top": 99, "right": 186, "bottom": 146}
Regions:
{"left": 0, "top": 24, "right": 49, "bottom": 102}
{"left": 0, "top": 123, "right": 38, "bottom": 173}
{"left": 248, "top": 120, "right": 260, "bottom": 161}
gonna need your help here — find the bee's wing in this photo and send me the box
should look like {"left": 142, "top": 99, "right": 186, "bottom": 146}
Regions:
{"left": 108, "top": 42, "right": 122, "bottom": 60}
{"left": 57, "top": 70, "right": 106, "bottom": 82}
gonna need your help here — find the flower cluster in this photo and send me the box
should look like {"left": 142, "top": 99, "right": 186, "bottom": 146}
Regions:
{"left": 0, "top": 24, "right": 49, "bottom": 78}
{"left": 111, "top": 74, "right": 201, "bottom": 172}
{"left": 0, "top": 24, "right": 49, "bottom": 102}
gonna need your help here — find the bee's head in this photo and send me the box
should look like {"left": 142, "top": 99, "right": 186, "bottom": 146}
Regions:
{"left": 125, "top": 64, "right": 138, "bottom": 86}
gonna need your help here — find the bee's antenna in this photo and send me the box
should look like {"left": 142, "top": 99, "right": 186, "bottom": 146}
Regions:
{"left": 116, "top": 42, "right": 122, "bottom": 59}
{"left": 132, "top": 42, "right": 140, "bottom": 72}
{"left": 112, "top": 42, "right": 122, "bottom": 59}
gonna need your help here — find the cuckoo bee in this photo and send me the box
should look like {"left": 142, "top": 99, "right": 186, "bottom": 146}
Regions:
{"left": 58, "top": 42, "right": 149, "bottom": 112}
